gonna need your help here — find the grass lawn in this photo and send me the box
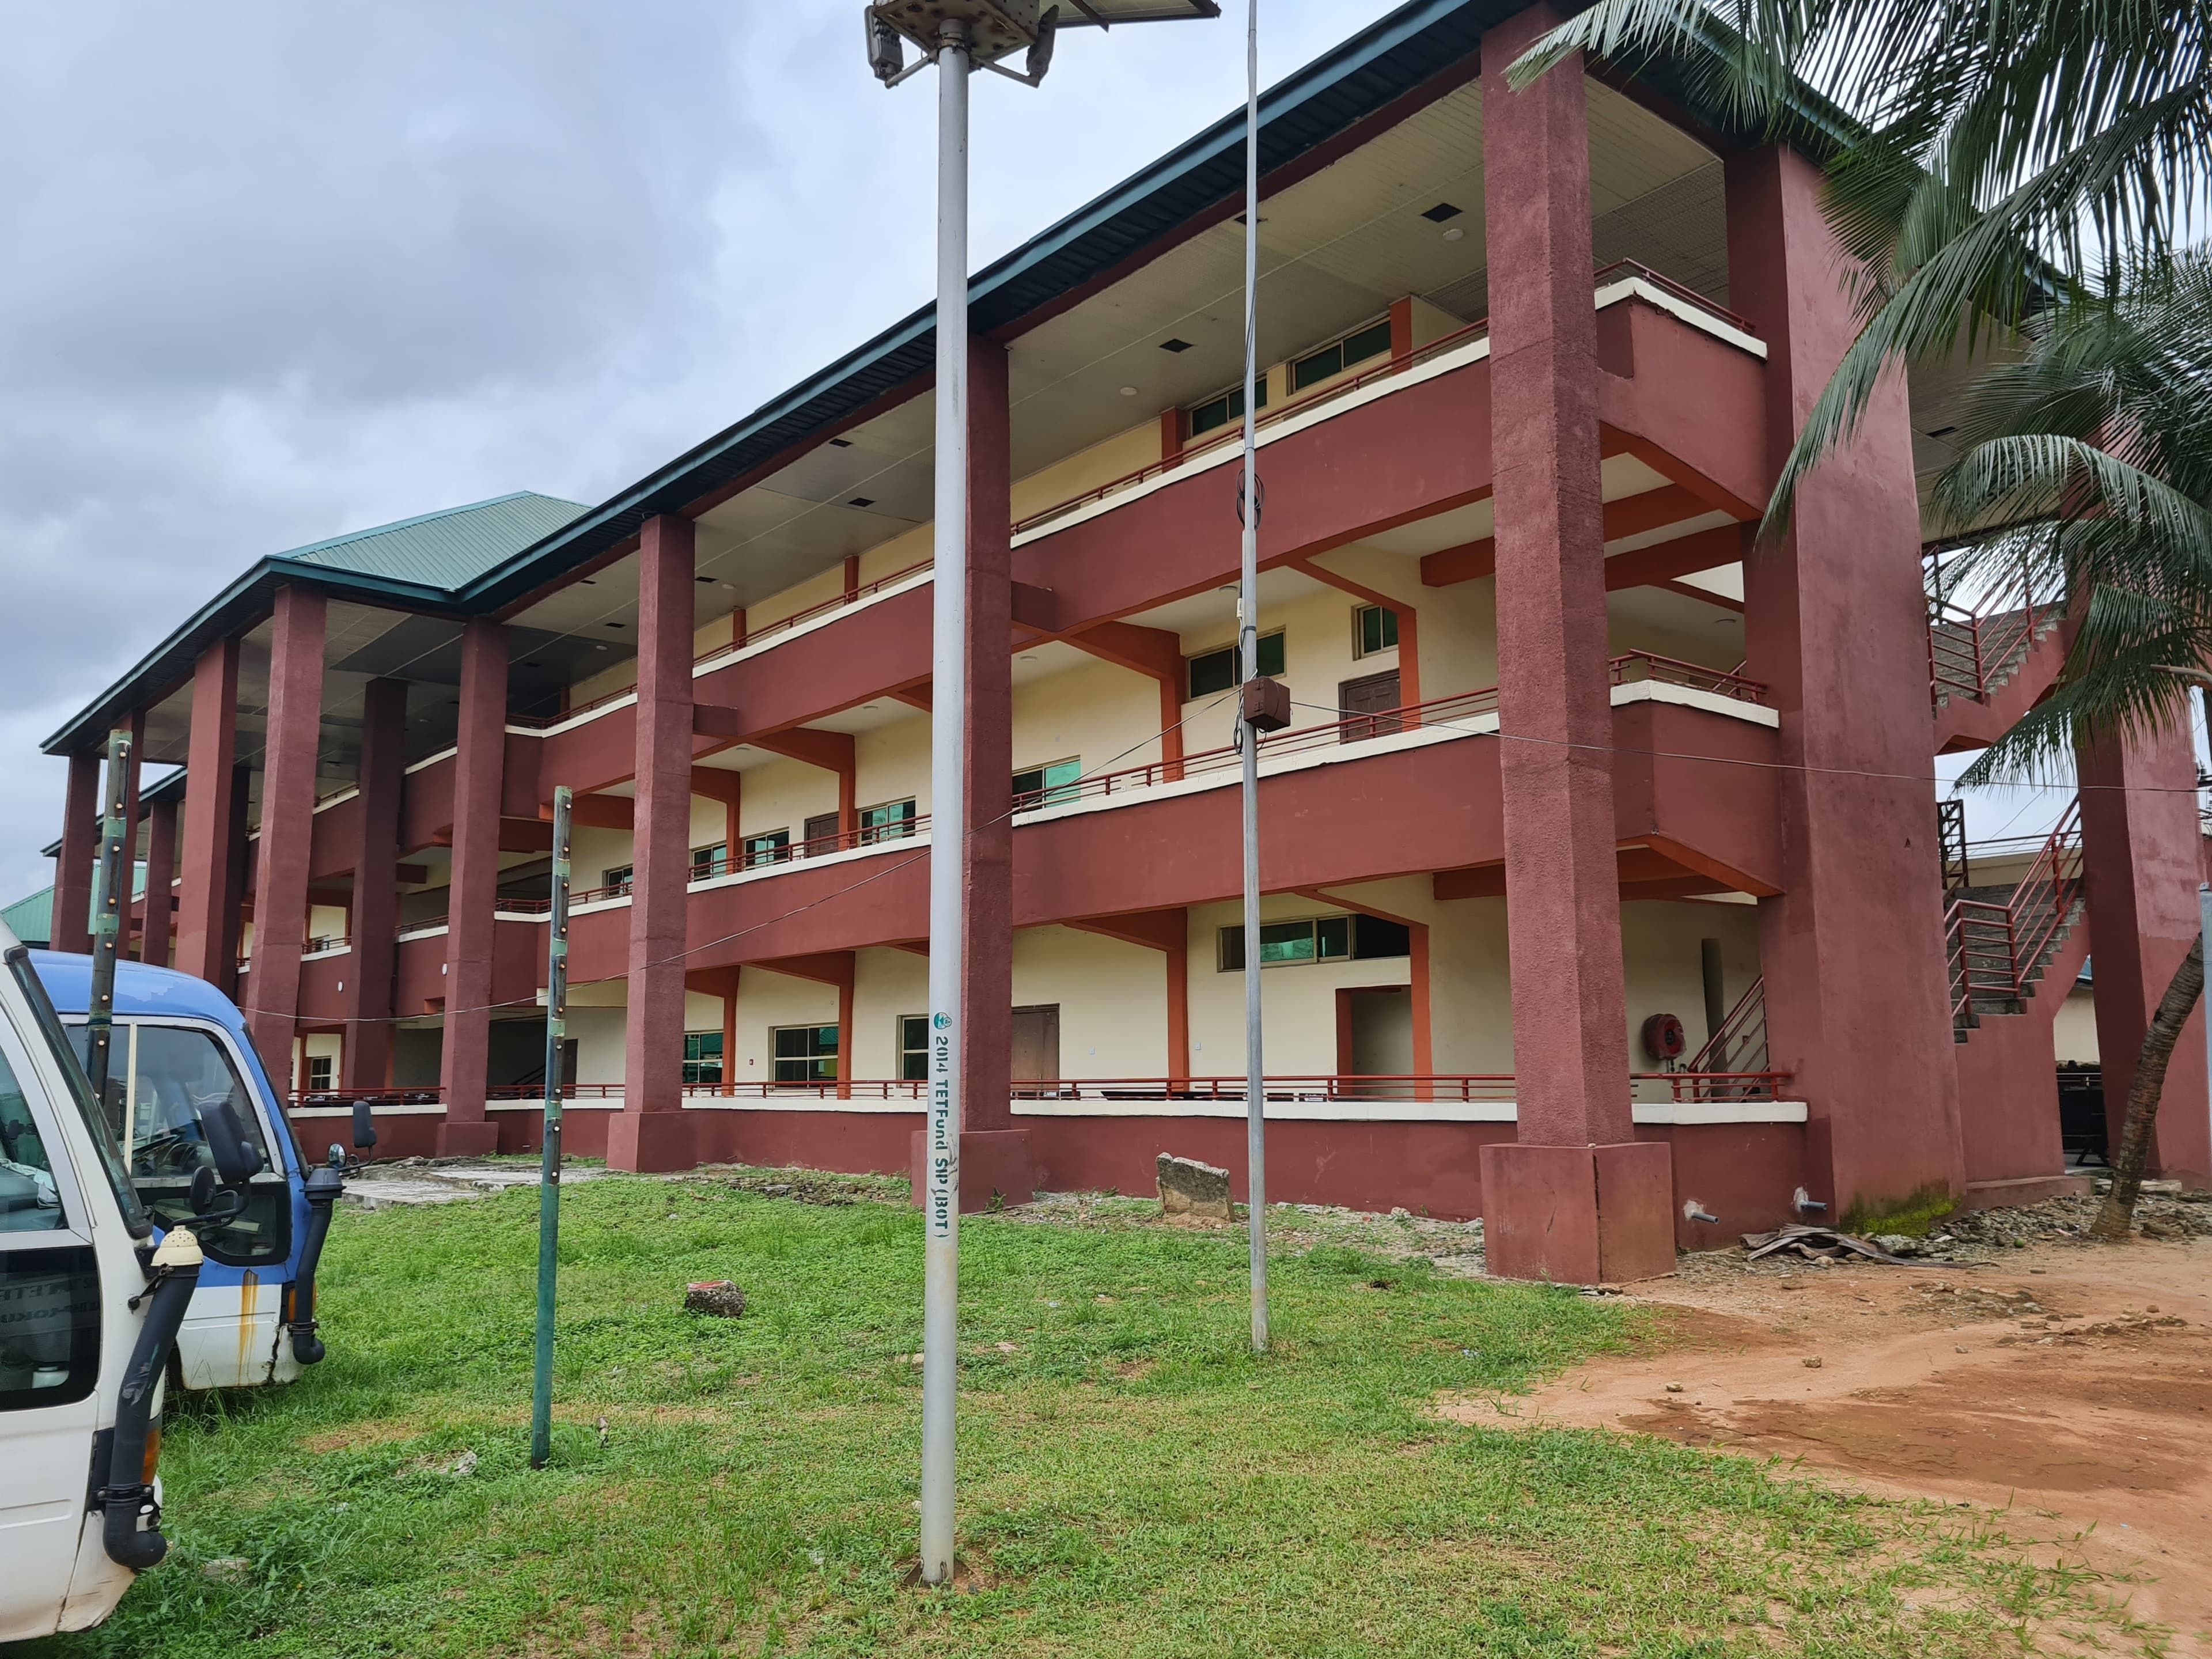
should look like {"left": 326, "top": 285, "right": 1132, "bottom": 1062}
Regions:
{"left": 20, "top": 1170, "right": 2144, "bottom": 1658}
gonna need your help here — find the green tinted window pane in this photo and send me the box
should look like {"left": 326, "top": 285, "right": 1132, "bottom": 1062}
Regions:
{"left": 1188, "top": 396, "right": 1229, "bottom": 437}
{"left": 1257, "top": 921, "right": 1315, "bottom": 964}
{"left": 900, "top": 1013, "right": 930, "bottom": 1083}
{"left": 1188, "top": 646, "right": 1237, "bottom": 699}
{"left": 1359, "top": 605, "right": 1397, "bottom": 654}
{"left": 1218, "top": 927, "right": 1245, "bottom": 971}
{"left": 1292, "top": 343, "right": 1341, "bottom": 391}
{"left": 744, "top": 831, "right": 789, "bottom": 867}
{"left": 1343, "top": 319, "right": 1393, "bottom": 366}
{"left": 1354, "top": 917, "right": 1412, "bottom": 960}
{"left": 691, "top": 844, "right": 727, "bottom": 876}
{"left": 1316, "top": 917, "right": 1351, "bottom": 959}
{"left": 1257, "top": 631, "right": 1285, "bottom": 677}
{"left": 815, "top": 1027, "right": 840, "bottom": 1055}
{"left": 774, "top": 1028, "right": 810, "bottom": 1058}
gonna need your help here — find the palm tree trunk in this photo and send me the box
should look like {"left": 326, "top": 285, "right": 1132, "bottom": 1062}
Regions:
{"left": 2088, "top": 935, "right": 2205, "bottom": 1238}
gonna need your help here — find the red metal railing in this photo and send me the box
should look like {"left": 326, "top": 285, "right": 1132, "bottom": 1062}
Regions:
{"left": 1927, "top": 548, "right": 2066, "bottom": 707}
{"left": 1608, "top": 652, "right": 1769, "bottom": 704}
{"left": 320, "top": 1073, "right": 1790, "bottom": 1109}
{"left": 1944, "top": 800, "right": 2085, "bottom": 1025}
{"left": 1590, "top": 259, "right": 1761, "bottom": 338}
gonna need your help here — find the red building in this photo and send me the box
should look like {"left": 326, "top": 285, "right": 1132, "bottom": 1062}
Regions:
{"left": 40, "top": 1, "right": 2210, "bottom": 1282}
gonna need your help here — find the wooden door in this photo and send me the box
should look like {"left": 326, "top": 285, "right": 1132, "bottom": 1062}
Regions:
{"left": 1338, "top": 670, "right": 1402, "bottom": 741}
{"left": 802, "top": 812, "right": 840, "bottom": 855}
{"left": 1010, "top": 1004, "right": 1060, "bottom": 1093}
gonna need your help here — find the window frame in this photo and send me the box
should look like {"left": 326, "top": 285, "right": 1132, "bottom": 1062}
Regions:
{"left": 681, "top": 1031, "right": 725, "bottom": 1087}
{"left": 1187, "top": 629, "right": 1286, "bottom": 700}
{"left": 743, "top": 828, "right": 791, "bottom": 868}
{"left": 770, "top": 1024, "right": 840, "bottom": 1086}
{"left": 1012, "top": 757, "right": 1082, "bottom": 811}
{"left": 602, "top": 864, "right": 634, "bottom": 893}
{"left": 1291, "top": 316, "right": 1394, "bottom": 393}
{"left": 898, "top": 1014, "right": 929, "bottom": 1082}
{"left": 691, "top": 842, "right": 729, "bottom": 880}
{"left": 1185, "top": 374, "right": 1270, "bottom": 440}
{"left": 1217, "top": 913, "right": 1411, "bottom": 972}
{"left": 0, "top": 1005, "right": 90, "bottom": 1241}
{"left": 859, "top": 799, "right": 918, "bottom": 844}
{"left": 1353, "top": 603, "right": 1399, "bottom": 658}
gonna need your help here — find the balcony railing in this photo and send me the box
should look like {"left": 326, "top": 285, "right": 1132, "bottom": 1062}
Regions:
{"left": 1013, "top": 261, "right": 1752, "bottom": 537}
{"left": 1608, "top": 651, "right": 1768, "bottom": 704}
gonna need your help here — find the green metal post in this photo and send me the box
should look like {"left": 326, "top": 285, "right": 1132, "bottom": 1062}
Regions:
{"left": 84, "top": 727, "right": 132, "bottom": 1133}
{"left": 529, "top": 786, "right": 572, "bottom": 1469}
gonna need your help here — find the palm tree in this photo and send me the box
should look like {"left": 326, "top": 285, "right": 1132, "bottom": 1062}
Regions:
{"left": 1931, "top": 253, "right": 2212, "bottom": 1236}
{"left": 1510, "top": 6, "right": 2212, "bottom": 1232}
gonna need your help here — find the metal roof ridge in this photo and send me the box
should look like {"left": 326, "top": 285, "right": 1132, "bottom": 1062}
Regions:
{"left": 275, "top": 490, "right": 586, "bottom": 566}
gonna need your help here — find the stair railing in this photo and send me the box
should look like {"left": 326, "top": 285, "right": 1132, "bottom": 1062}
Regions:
{"left": 1942, "top": 800, "right": 2084, "bottom": 1027}
{"left": 1926, "top": 547, "right": 2064, "bottom": 708}
{"left": 1687, "top": 976, "right": 1768, "bottom": 1077}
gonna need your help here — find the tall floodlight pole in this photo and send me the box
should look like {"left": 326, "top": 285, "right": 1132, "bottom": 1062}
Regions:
{"left": 529, "top": 786, "right": 573, "bottom": 1469}
{"left": 1235, "top": 0, "right": 1267, "bottom": 1353}
{"left": 862, "top": 0, "right": 1219, "bottom": 1588}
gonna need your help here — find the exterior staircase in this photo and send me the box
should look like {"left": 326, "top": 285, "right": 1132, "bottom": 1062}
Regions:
{"left": 1928, "top": 550, "right": 2069, "bottom": 753}
{"left": 1944, "top": 802, "right": 2085, "bottom": 1041}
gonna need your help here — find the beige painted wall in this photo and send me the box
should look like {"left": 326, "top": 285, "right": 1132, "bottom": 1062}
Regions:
{"left": 1620, "top": 899, "right": 1763, "bottom": 1065}
{"left": 1010, "top": 419, "right": 1164, "bottom": 523}
{"left": 736, "top": 756, "right": 841, "bottom": 850}
{"left": 2054, "top": 984, "right": 2099, "bottom": 1064}
{"left": 1013, "top": 655, "right": 1166, "bottom": 786}
{"left": 1013, "top": 925, "right": 1174, "bottom": 1080}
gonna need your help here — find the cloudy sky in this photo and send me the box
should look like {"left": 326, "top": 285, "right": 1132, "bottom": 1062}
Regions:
{"left": 0, "top": 0, "right": 1424, "bottom": 900}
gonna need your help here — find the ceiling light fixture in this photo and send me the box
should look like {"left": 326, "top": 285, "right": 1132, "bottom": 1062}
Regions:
{"left": 1441, "top": 226, "right": 1465, "bottom": 243}
{"left": 1119, "top": 385, "right": 1138, "bottom": 396}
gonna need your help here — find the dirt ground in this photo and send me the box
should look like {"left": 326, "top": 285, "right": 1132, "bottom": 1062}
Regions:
{"left": 1441, "top": 1233, "right": 2212, "bottom": 1650}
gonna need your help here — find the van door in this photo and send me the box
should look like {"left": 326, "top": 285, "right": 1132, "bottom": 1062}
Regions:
{"left": 0, "top": 1015, "right": 109, "bottom": 1642}
{"left": 70, "top": 1020, "right": 293, "bottom": 1388}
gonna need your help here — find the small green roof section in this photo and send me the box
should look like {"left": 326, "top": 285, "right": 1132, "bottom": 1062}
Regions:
{"left": 3, "top": 888, "right": 52, "bottom": 948}
{"left": 279, "top": 491, "right": 589, "bottom": 589}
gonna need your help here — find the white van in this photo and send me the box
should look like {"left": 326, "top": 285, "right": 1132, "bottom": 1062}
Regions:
{"left": 0, "top": 921, "right": 240, "bottom": 1641}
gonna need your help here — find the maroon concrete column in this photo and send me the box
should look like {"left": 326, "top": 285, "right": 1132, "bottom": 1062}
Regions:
{"left": 611, "top": 516, "right": 698, "bottom": 1173}
{"left": 175, "top": 638, "right": 242, "bottom": 985}
{"left": 343, "top": 679, "right": 407, "bottom": 1092}
{"left": 245, "top": 586, "right": 327, "bottom": 1089}
{"left": 141, "top": 796, "right": 178, "bottom": 969}
{"left": 1726, "top": 143, "right": 1967, "bottom": 1223}
{"left": 2079, "top": 729, "right": 2212, "bottom": 1186}
{"left": 1475, "top": 6, "right": 1672, "bottom": 1285}
{"left": 52, "top": 752, "right": 99, "bottom": 953}
{"left": 438, "top": 624, "right": 507, "bottom": 1156}
{"left": 959, "top": 336, "right": 1033, "bottom": 1206}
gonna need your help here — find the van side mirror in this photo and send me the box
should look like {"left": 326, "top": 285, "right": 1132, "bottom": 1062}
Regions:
{"left": 351, "top": 1100, "right": 378, "bottom": 1152}
{"left": 201, "top": 1100, "right": 264, "bottom": 1188}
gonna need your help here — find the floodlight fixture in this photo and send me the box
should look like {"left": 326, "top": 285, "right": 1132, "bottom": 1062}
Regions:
{"left": 862, "top": 0, "right": 1218, "bottom": 1594}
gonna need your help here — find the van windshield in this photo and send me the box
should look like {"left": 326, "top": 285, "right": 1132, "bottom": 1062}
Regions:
{"left": 63, "top": 1021, "right": 289, "bottom": 1267}
{"left": 3, "top": 949, "right": 147, "bottom": 1238}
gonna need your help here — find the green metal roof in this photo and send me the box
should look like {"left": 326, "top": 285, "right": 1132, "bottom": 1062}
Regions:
{"left": 45, "top": 497, "right": 587, "bottom": 756}
{"left": 280, "top": 492, "right": 589, "bottom": 588}
{"left": 3, "top": 888, "right": 52, "bottom": 948}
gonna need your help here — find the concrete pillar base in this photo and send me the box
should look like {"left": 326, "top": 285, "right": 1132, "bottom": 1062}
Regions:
{"left": 1961, "top": 1174, "right": 2090, "bottom": 1211}
{"left": 1480, "top": 1141, "right": 1675, "bottom": 1285}
{"left": 909, "top": 1128, "right": 1036, "bottom": 1214}
{"left": 436, "top": 1120, "right": 501, "bottom": 1159}
{"left": 608, "top": 1111, "right": 696, "bottom": 1174}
